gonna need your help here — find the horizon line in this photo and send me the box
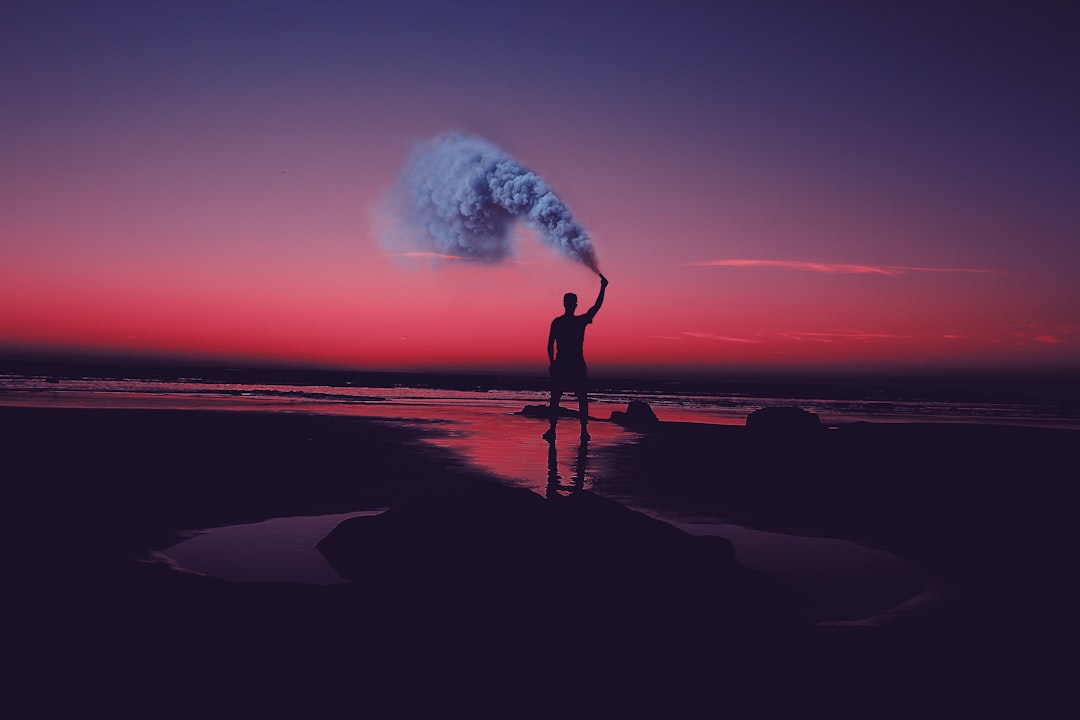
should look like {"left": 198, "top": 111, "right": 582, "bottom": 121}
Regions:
{"left": 3, "top": 348, "right": 1077, "bottom": 381}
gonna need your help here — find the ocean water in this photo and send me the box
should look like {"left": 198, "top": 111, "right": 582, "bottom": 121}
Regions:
{"left": 2, "top": 367, "right": 1078, "bottom": 429}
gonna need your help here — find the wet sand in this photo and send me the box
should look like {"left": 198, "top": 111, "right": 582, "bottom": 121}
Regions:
{"left": 5, "top": 404, "right": 1075, "bottom": 716}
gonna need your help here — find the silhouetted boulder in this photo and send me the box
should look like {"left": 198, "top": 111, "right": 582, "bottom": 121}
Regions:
{"left": 610, "top": 400, "right": 661, "bottom": 430}
{"left": 745, "top": 406, "right": 824, "bottom": 434}
{"left": 316, "top": 484, "right": 802, "bottom": 623}
{"left": 518, "top": 404, "right": 584, "bottom": 419}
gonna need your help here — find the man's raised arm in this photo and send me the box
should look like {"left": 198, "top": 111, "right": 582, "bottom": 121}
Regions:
{"left": 584, "top": 274, "right": 609, "bottom": 321}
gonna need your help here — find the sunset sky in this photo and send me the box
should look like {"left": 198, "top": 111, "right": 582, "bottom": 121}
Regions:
{"left": 3, "top": 1, "right": 1078, "bottom": 377}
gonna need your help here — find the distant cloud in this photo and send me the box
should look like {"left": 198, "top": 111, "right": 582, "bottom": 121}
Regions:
{"left": 776, "top": 330, "right": 906, "bottom": 343}
{"left": 1006, "top": 323, "right": 1080, "bottom": 345}
{"left": 681, "top": 332, "right": 762, "bottom": 343}
{"left": 673, "top": 329, "right": 905, "bottom": 344}
{"left": 691, "top": 259, "right": 1000, "bottom": 276}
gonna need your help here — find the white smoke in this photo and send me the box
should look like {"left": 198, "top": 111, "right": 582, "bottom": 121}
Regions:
{"left": 379, "top": 133, "right": 599, "bottom": 273}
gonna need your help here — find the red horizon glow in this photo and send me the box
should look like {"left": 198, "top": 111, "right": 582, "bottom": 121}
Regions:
{"left": 3, "top": 231, "right": 1079, "bottom": 374}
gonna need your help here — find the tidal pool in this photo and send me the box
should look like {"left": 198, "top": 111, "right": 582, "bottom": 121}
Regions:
{"left": 157, "top": 504, "right": 926, "bottom": 624}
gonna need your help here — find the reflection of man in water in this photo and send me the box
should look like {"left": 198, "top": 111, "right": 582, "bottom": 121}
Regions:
{"left": 543, "top": 273, "right": 608, "bottom": 442}
{"left": 546, "top": 439, "right": 589, "bottom": 499}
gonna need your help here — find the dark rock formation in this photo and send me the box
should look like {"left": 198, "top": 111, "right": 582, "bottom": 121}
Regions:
{"left": 610, "top": 399, "right": 661, "bottom": 430}
{"left": 745, "top": 406, "right": 825, "bottom": 434}
{"left": 518, "top": 404, "right": 586, "bottom": 419}
{"left": 316, "top": 484, "right": 802, "bottom": 624}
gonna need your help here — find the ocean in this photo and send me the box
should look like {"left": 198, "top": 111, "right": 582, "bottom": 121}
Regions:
{"left": 2, "top": 362, "right": 1078, "bottom": 429}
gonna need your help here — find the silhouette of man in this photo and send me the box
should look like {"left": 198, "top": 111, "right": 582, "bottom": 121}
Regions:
{"left": 544, "top": 273, "right": 608, "bottom": 442}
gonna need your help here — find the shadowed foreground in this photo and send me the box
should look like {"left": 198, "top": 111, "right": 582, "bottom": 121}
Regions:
{"left": 5, "top": 405, "right": 1075, "bottom": 716}
{"left": 595, "top": 415, "right": 1076, "bottom": 714}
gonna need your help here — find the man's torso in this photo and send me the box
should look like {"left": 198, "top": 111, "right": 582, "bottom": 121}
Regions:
{"left": 551, "top": 314, "right": 591, "bottom": 362}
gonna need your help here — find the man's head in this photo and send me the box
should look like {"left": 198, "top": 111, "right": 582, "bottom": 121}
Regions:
{"left": 563, "top": 292, "right": 578, "bottom": 311}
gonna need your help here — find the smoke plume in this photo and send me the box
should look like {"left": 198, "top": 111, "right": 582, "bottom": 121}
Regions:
{"left": 379, "top": 133, "right": 599, "bottom": 273}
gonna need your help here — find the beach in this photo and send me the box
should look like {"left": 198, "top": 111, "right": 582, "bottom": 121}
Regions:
{"left": 5, "top": 401, "right": 1075, "bottom": 716}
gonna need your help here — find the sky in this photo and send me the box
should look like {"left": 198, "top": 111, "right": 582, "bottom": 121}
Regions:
{"left": 3, "top": 0, "right": 1078, "bottom": 377}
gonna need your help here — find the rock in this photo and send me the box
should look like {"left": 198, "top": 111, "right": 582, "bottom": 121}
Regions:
{"left": 316, "top": 484, "right": 802, "bottom": 623}
{"left": 745, "top": 406, "right": 824, "bottom": 434}
{"left": 518, "top": 404, "right": 583, "bottom": 419}
{"left": 610, "top": 400, "right": 660, "bottom": 429}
